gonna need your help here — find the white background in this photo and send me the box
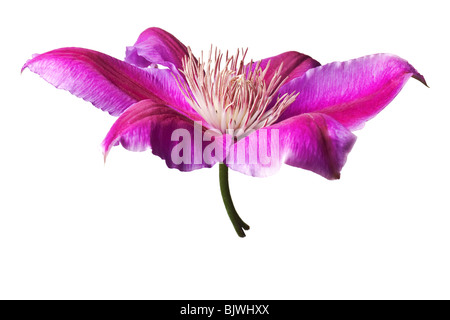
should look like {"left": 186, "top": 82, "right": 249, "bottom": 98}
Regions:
{"left": 1, "top": 0, "right": 448, "bottom": 299}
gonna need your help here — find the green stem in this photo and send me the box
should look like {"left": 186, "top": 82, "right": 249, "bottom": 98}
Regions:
{"left": 219, "top": 163, "right": 250, "bottom": 237}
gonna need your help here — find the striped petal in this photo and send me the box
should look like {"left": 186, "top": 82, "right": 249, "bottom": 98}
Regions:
{"left": 276, "top": 53, "right": 427, "bottom": 129}
{"left": 226, "top": 113, "right": 356, "bottom": 179}
{"left": 102, "top": 99, "right": 226, "bottom": 171}
{"left": 248, "top": 51, "right": 320, "bottom": 85}
{"left": 22, "top": 47, "right": 195, "bottom": 117}
{"left": 125, "top": 27, "right": 190, "bottom": 73}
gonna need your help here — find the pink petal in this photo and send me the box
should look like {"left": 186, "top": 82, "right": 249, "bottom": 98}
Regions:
{"left": 22, "top": 47, "right": 195, "bottom": 117}
{"left": 226, "top": 113, "right": 356, "bottom": 179}
{"left": 248, "top": 51, "right": 320, "bottom": 85}
{"left": 276, "top": 53, "right": 427, "bottom": 129}
{"left": 102, "top": 99, "right": 226, "bottom": 171}
{"left": 125, "top": 27, "right": 190, "bottom": 73}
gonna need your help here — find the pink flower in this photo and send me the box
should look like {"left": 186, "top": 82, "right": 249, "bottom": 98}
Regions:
{"left": 22, "top": 27, "right": 426, "bottom": 237}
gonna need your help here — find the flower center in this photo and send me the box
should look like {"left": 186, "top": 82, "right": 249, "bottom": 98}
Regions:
{"left": 177, "top": 47, "right": 298, "bottom": 139}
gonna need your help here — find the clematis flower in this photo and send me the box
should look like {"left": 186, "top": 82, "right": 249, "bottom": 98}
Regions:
{"left": 22, "top": 27, "right": 426, "bottom": 237}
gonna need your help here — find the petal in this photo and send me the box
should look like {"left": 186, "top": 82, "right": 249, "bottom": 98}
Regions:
{"left": 248, "top": 51, "right": 320, "bottom": 85}
{"left": 226, "top": 113, "right": 356, "bottom": 179}
{"left": 102, "top": 99, "right": 226, "bottom": 171}
{"left": 276, "top": 53, "right": 427, "bottom": 129}
{"left": 22, "top": 47, "right": 195, "bottom": 117}
{"left": 125, "top": 27, "right": 189, "bottom": 73}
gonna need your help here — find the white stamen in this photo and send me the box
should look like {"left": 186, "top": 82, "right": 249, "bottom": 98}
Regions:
{"left": 176, "top": 46, "right": 299, "bottom": 139}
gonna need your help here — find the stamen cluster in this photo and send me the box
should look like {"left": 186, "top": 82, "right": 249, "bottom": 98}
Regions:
{"left": 177, "top": 47, "right": 298, "bottom": 139}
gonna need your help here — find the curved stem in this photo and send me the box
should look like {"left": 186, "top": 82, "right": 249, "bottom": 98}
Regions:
{"left": 219, "top": 163, "right": 250, "bottom": 237}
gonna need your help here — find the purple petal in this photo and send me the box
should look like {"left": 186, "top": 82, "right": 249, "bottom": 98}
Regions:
{"left": 276, "top": 53, "right": 427, "bottom": 129}
{"left": 125, "top": 27, "right": 190, "bottom": 73}
{"left": 102, "top": 99, "right": 227, "bottom": 171}
{"left": 248, "top": 51, "right": 320, "bottom": 85}
{"left": 22, "top": 47, "right": 196, "bottom": 117}
{"left": 226, "top": 113, "right": 356, "bottom": 179}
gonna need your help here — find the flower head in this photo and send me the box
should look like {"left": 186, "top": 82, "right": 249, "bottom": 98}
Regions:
{"left": 22, "top": 27, "right": 426, "bottom": 237}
